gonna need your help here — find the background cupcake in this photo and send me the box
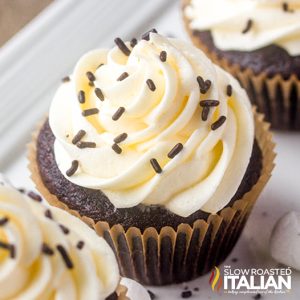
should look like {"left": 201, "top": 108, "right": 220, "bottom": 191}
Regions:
{"left": 29, "top": 31, "right": 275, "bottom": 285}
{"left": 183, "top": 0, "right": 300, "bottom": 130}
{"left": 0, "top": 178, "right": 151, "bottom": 300}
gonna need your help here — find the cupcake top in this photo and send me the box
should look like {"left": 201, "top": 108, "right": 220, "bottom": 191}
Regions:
{"left": 184, "top": 0, "right": 300, "bottom": 55}
{"left": 0, "top": 183, "right": 119, "bottom": 299}
{"left": 49, "top": 31, "right": 254, "bottom": 217}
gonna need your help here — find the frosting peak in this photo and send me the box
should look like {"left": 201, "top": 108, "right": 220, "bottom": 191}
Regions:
{"left": 50, "top": 32, "right": 254, "bottom": 217}
{"left": 0, "top": 186, "right": 119, "bottom": 300}
{"left": 185, "top": 0, "right": 300, "bottom": 55}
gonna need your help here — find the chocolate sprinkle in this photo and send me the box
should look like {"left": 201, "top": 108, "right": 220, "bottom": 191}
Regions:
{"left": 112, "top": 107, "right": 125, "bottom": 121}
{"left": 86, "top": 71, "right": 96, "bottom": 82}
{"left": 28, "top": 191, "right": 42, "bottom": 202}
{"left": 0, "top": 217, "right": 9, "bottom": 226}
{"left": 114, "top": 37, "right": 131, "bottom": 56}
{"left": 227, "top": 84, "right": 233, "bottom": 97}
{"left": 78, "top": 90, "right": 85, "bottom": 104}
{"left": 76, "top": 141, "right": 96, "bottom": 149}
{"left": 141, "top": 28, "right": 157, "bottom": 41}
{"left": 117, "top": 72, "right": 129, "bottom": 81}
{"left": 95, "top": 87, "right": 105, "bottom": 101}
{"left": 57, "top": 245, "right": 73, "bottom": 269}
{"left": 242, "top": 19, "right": 253, "bottom": 34}
{"left": 45, "top": 209, "right": 53, "bottom": 219}
{"left": 181, "top": 290, "right": 192, "bottom": 298}
{"left": 150, "top": 158, "right": 162, "bottom": 174}
{"left": 146, "top": 79, "right": 156, "bottom": 91}
{"left": 76, "top": 241, "right": 85, "bottom": 250}
{"left": 113, "top": 132, "right": 128, "bottom": 144}
{"left": 62, "top": 76, "right": 70, "bottom": 83}
{"left": 82, "top": 108, "right": 99, "bottom": 117}
{"left": 42, "top": 243, "right": 54, "bottom": 255}
{"left": 160, "top": 51, "right": 167, "bottom": 62}
{"left": 202, "top": 106, "right": 210, "bottom": 121}
{"left": 112, "top": 143, "right": 122, "bottom": 154}
{"left": 0, "top": 241, "right": 15, "bottom": 258}
{"left": 283, "top": 2, "right": 294, "bottom": 13}
{"left": 66, "top": 160, "right": 79, "bottom": 177}
{"left": 168, "top": 143, "right": 183, "bottom": 159}
{"left": 10, "top": 245, "right": 16, "bottom": 258}
{"left": 59, "top": 224, "right": 70, "bottom": 235}
{"left": 197, "top": 76, "right": 211, "bottom": 94}
{"left": 211, "top": 116, "right": 226, "bottom": 130}
{"left": 130, "top": 38, "right": 137, "bottom": 48}
{"left": 72, "top": 130, "right": 86, "bottom": 145}
{"left": 200, "top": 100, "right": 220, "bottom": 107}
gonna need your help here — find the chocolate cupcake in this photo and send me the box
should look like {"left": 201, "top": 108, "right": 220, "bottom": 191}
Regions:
{"left": 29, "top": 31, "right": 275, "bottom": 285}
{"left": 183, "top": 0, "right": 300, "bottom": 130}
{"left": 0, "top": 180, "right": 130, "bottom": 300}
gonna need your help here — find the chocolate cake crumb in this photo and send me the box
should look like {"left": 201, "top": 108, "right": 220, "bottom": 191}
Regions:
{"left": 181, "top": 290, "right": 192, "bottom": 298}
{"left": 62, "top": 76, "right": 70, "bottom": 83}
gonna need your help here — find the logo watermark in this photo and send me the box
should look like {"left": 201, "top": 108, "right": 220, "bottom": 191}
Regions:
{"left": 209, "top": 266, "right": 292, "bottom": 296}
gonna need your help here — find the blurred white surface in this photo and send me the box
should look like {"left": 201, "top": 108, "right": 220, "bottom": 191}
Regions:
{"left": 1, "top": 0, "right": 300, "bottom": 299}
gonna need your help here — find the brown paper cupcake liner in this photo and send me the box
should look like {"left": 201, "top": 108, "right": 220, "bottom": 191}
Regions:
{"left": 182, "top": 1, "right": 300, "bottom": 130}
{"left": 28, "top": 110, "right": 275, "bottom": 285}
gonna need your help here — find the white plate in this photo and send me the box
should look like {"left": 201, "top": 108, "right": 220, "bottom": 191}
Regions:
{"left": 1, "top": 1, "right": 300, "bottom": 299}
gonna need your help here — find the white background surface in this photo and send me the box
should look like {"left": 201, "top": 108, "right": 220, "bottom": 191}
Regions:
{"left": 1, "top": 1, "right": 300, "bottom": 299}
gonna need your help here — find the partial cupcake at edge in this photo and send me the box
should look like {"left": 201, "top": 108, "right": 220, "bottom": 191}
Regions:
{"left": 183, "top": 0, "right": 300, "bottom": 130}
{"left": 28, "top": 30, "right": 275, "bottom": 285}
{"left": 0, "top": 176, "right": 151, "bottom": 300}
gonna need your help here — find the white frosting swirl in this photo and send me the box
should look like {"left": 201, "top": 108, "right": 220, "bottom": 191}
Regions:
{"left": 0, "top": 185, "right": 119, "bottom": 300}
{"left": 50, "top": 33, "right": 254, "bottom": 217}
{"left": 184, "top": 0, "right": 300, "bottom": 55}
